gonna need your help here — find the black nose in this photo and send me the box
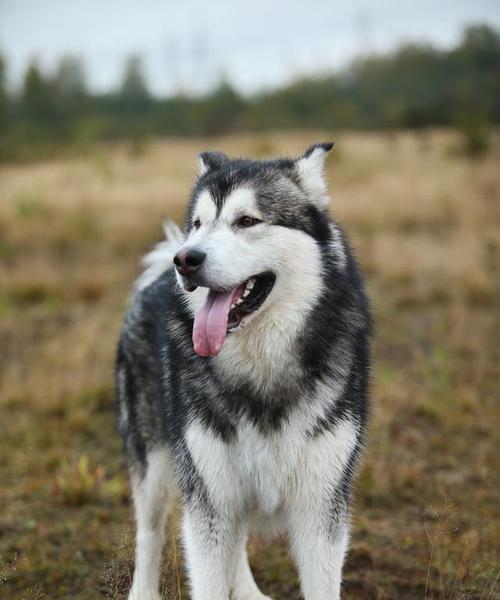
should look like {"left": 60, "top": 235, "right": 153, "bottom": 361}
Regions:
{"left": 173, "top": 248, "right": 206, "bottom": 276}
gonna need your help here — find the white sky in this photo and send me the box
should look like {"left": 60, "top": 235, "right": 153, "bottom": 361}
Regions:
{"left": 0, "top": 0, "right": 499, "bottom": 95}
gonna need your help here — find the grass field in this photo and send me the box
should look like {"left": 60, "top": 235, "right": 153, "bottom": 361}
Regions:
{"left": 0, "top": 131, "right": 499, "bottom": 599}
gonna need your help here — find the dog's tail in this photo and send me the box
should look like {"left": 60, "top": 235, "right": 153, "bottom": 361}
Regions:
{"left": 134, "top": 219, "right": 184, "bottom": 293}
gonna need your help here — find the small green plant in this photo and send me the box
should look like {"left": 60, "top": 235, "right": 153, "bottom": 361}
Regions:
{"left": 54, "top": 455, "right": 105, "bottom": 506}
{"left": 15, "top": 195, "right": 52, "bottom": 219}
{"left": 53, "top": 455, "right": 128, "bottom": 507}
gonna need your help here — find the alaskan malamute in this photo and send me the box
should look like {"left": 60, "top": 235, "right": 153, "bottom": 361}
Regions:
{"left": 116, "top": 143, "right": 371, "bottom": 600}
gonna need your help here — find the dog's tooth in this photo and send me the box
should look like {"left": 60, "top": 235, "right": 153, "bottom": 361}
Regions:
{"left": 230, "top": 303, "right": 235, "bottom": 309}
{"left": 247, "top": 279, "right": 255, "bottom": 290}
{"left": 236, "top": 298, "right": 243, "bottom": 305}
{"left": 242, "top": 289, "right": 250, "bottom": 298}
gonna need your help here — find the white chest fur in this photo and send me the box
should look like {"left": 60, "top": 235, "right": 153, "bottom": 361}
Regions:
{"left": 185, "top": 414, "right": 358, "bottom": 516}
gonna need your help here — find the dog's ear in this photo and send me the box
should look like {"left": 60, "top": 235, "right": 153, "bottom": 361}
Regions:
{"left": 296, "top": 142, "right": 334, "bottom": 208}
{"left": 197, "top": 151, "right": 230, "bottom": 176}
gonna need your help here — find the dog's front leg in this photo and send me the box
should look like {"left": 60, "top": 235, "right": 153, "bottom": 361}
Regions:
{"left": 230, "top": 529, "right": 273, "bottom": 600}
{"left": 182, "top": 504, "right": 238, "bottom": 600}
{"left": 288, "top": 496, "right": 349, "bottom": 600}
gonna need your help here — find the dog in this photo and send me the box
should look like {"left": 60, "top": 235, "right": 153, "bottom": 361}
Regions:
{"left": 116, "top": 143, "right": 371, "bottom": 600}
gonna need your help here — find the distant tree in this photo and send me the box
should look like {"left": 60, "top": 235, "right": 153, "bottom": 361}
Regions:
{"left": 452, "top": 25, "right": 500, "bottom": 120}
{"left": 22, "top": 60, "right": 57, "bottom": 123}
{"left": 54, "top": 55, "right": 86, "bottom": 98}
{"left": 460, "top": 24, "right": 500, "bottom": 64}
{"left": 197, "top": 81, "right": 245, "bottom": 135}
{"left": 119, "top": 55, "right": 151, "bottom": 111}
{"left": 0, "top": 53, "right": 7, "bottom": 133}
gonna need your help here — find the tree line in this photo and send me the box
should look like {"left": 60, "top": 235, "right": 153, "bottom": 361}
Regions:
{"left": 0, "top": 24, "right": 498, "bottom": 159}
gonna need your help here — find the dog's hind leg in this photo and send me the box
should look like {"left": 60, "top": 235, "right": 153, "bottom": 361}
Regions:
{"left": 230, "top": 532, "right": 273, "bottom": 600}
{"left": 128, "top": 448, "right": 175, "bottom": 600}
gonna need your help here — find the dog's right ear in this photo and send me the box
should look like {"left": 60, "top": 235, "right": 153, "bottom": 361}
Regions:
{"left": 295, "top": 142, "right": 334, "bottom": 208}
{"left": 197, "top": 151, "right": 230, "bottom": 176}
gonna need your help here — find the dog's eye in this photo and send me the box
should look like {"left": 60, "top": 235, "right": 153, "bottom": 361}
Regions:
{"left": 235, "top": 216, "right": 261, "bottom": 228}
{"left": 193, "top": 218, "right": 201, "bottom": 230}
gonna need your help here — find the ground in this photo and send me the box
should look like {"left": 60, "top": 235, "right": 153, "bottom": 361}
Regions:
{"left": 0, "top": 131, "right": 498, "bottom": 599}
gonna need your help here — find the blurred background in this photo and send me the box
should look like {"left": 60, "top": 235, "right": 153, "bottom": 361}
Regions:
{"left": 0, "top": 1, "right": 499, "bottom": 599}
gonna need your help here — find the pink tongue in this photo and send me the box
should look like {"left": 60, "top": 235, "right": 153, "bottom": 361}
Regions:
{"left": 193, "top": 286, "right": 244, "bottom": 357}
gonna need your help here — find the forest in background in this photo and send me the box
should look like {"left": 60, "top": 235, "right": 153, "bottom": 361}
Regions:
{"left": 0, "top": 24, "right": 498, "bottom": 160}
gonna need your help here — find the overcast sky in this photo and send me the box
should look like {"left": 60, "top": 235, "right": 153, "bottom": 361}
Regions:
{"left": 1, "top": 0, "right": 499, "bottom": 95}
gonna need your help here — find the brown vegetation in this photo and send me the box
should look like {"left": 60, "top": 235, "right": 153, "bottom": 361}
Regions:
{"left": 0, "top": 130, "right": 499, "bottom": 599}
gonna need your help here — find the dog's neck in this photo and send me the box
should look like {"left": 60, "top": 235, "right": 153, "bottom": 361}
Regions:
{"left": 214, "top": 312, "right": 301, "bottom": 392}
{"left": 214, "top": 276, "right": 324, "bottom": 393}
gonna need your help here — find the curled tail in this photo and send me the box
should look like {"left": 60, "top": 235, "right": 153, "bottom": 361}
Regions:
{"left": 134, "top": 220, "right": 184, "bottom": 293}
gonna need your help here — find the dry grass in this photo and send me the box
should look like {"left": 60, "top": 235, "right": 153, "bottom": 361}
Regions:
{"left": 0, "top": 130, "right": 499, "bottom": 599}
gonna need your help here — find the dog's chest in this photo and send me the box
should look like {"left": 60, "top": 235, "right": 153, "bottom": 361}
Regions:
{"left": 233, "top": 423, "right": 301, "bottom": 513}
{"left": 186, "top": 420, "right": 305, "bottom": 514}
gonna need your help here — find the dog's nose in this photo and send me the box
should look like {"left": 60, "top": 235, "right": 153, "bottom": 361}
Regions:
{"left": 173, "top": 248, "right": 206, "bottom": 276}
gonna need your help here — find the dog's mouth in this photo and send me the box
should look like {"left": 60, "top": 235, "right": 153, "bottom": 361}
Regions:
{"left": 192, "top": 272, "right": 276, "bottom": 357}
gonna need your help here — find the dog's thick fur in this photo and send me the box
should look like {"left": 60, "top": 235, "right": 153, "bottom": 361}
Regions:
{"left": 116, "top": 144, "right": 371, "bottom": 600}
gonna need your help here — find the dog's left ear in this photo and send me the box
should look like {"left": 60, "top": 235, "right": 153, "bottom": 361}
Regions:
{"left": 197, "top": 151, "right": 230, "bottom": 176}
{"left": 296, "top": 142, "right": 334, "bottom": 208}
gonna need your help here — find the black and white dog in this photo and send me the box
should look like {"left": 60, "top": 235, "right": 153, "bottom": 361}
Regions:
{"left": 116, "top": 143, "right": 371, "bottom": 600}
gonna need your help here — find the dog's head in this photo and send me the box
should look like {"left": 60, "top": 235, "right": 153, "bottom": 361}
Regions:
{"left": 174, "top": 143, "right": 335, "bottom": 357}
